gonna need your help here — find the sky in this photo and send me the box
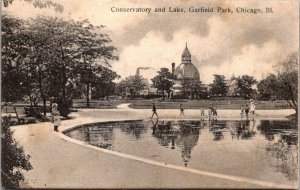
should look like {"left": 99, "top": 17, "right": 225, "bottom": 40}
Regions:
{"left": 3, "top": 0, "right": 299, "bottom": 84}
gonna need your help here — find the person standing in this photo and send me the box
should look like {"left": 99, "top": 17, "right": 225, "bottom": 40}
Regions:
{"left": 240, "top": 105, "right": 244, "bottom": 118}
{"left": 245, "top": 103, "right": 249, "bottom": 118}
{"left": 208, "top": 107, "right": 212, "bottom": 118}
{"left": 179, "top": 104, "right": 184, "bottom": 115}
{"left": 151, "top": 103, "right": 158, "bottom": 119}
{"left": 249, "top": 100, "right": 256, "bottom": 115}
{"left": 200, "top": 107, "right": 205, "bottom": 116}
{"left": 51, "top": 103, "right": 61, "bottom": 132}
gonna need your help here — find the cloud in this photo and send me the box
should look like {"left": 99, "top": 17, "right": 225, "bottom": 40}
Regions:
{"left": 4, "top": 0, "right": 298, "bottom": 84}
{"left": 113, "top": 14, "right": 295, "bottom": 84}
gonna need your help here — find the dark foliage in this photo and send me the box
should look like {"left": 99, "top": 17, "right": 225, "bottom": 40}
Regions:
{"left": 56, "top": 96, "right": 73, "bottom": 118}
{"left": 1, "top": 116, "right": 33, "bottom": 188}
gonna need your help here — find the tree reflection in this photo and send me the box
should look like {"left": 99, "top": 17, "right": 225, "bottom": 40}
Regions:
{"left": 83, "top": 125, "right": 115, "bottom": 150}
{"left": 208, "top": 119, "right": 227, "bottom": 141}
{"left": 229, "top": 119, "right": 256, "bottom": 140}
{"left": 120, "top": 122, "right": 147, "bottom": 140}
{"left": 257, "top": 120, "right": 298, "bottom": 181}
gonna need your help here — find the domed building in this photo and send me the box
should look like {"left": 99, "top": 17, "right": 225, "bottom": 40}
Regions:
{"left": 171, "top": 43, "right": 201, "bottom": 97}
{"left": 174, "top": 44, "right": 200, "bottom": 80}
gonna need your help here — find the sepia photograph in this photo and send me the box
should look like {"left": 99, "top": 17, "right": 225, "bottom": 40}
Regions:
{"left": 1, "top": 0, "right": 299, "bottom": 189}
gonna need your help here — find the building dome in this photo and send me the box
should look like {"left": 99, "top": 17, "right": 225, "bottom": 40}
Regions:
{"left": 174, "top": 63, "right": 200, "bottom": 80}
{"left": 174, "top": 43, "right": 200, "bottom": 80}
{"left": 182, "top": 46, "right": 191, "bottom": 57}
{"left": 182, "top": 43, "right": 192, "bottom": 63}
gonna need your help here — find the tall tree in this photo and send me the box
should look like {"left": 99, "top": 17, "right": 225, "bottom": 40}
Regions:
{"left": 151, "top": 68, "right": 173, "bottom": 99}
{"left": 73, "top": 21, "right": 118, "bottom": 107}
{"left": 181, "top": 80, "right": 203, "bottom": 99}
{"left": 1, "top": 15, "right": 30, "bottom": 102}
{"left": 92, "top": 67, "right": 119, "bottom": 99}
{"left": 2, "top": 15, "right": 119, "bottom": 116}
{"left": 236, "top": 75, "right": 257, "bottom": 98}
{"left": 116, "top": 75, "right": 146, "bottom": 99}
{"left": 257, "top": 74, "right": 278, "bottom": 100}
{"left": 259, "top": 54, "right": 298, "bottom": 114}
{"left": 209, "top": 74, "right": 228, "bottom": 96}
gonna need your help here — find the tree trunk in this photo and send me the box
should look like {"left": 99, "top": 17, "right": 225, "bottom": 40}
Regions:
{"left": 43, "top": 98, "right": 47, "bottom": 116}
{"left": 162, "top": 89, "right": 165, "bottom": 100}
{"left": 29, "top": 95, "right": 33, "bottom": 107}
{"left": 86, "top": 83, "right": 90, "bottom": 108}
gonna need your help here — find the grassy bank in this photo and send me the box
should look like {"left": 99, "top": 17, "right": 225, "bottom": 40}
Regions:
{"left": 72, "top": 99, "right": 291, "bottom": 110}
{"left": 3, "top": 99, "right": 292, "bottom": 110}
{"left": 129, "top": 99, "right": 291, "bottom": 110}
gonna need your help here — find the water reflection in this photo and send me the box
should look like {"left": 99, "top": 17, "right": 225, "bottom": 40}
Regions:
{"left": 81, "top": 125, "right": 115, "bottom": 149}
{"left": 229, "top": 119, "right": 256, "bottom": 140}
{"left": 257, "top": 120, "right": 298, "bottom": 181}
{"left": 65, "top": 119, "right": 298, "bottom": 182}
{"left": 120, "top": 121, "right": 147, "bottom": 140}
{"left": 208, "top": 119, "right": 227, "bottom": 141}
{"left": 151, "top": 119, "right": 202, "bottom": 167}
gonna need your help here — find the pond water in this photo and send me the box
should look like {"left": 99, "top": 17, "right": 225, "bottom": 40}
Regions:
{"left": 65, "top": 119, "right": 298, "bottom": 186}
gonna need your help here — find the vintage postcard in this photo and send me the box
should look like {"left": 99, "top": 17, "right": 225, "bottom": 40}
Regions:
{"left": 1, "top": 0, "right": 299, "bottom": 189}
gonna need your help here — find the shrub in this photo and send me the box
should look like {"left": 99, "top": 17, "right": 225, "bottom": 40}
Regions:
{"left": 1, "top": 116, "right": 32, "bottom": 188}
{"left": 56, "top": 96, "right": 73, "bottom": 118}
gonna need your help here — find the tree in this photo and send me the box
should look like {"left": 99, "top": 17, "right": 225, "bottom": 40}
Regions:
{"left": 151, "top": 68, "right": 173, "bottom": 99}
{"left": 1, "top": 116, "right": 33, "bottom": 188}
{"left": 92, "top": 67, "right": 119, "bottom": 99}
{"left": 236, "top": 75, "right": 257, "bottom": 98}
{"left": 116, "top": 75, "right": 146, "bottom": 99}
{"left": 209, "top": 75, "right": 228, "bottom": 96}
{"left": 181, "top": 80, "right": 203, "bottom": 99}
{"left": 276, "top": 54, "right": 298, "bottom": 114}
{"left": 3, "top": 0, "right": 64, "bottom": 12}
{"left": 1, "top": 15, "right": 30, "bottom": 102}
{"left": 1, "top": 15, "right": 119, "bottom": 116}
{"left": 73, "top": 21, "right": 118, "bottom": 107}
{"left": 257, "top": 74, "right": 278, "bottom": 100}
{"left": 259, "top": 54, "right": 298, "bottom": 114}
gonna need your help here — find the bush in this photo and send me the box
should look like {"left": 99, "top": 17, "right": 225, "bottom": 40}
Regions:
{"left": 1, "top": 116, "right": 32, "bottom": 188}
{"left": 57, "top": 96, "right": 73, "bottom": 118}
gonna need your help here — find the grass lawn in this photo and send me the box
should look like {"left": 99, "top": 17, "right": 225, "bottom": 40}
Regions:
{"left": 3, "top": 99, "right": 292, "bottom": 110}
{"left": 73, "top": 99, "right": 291, "bottom": 110}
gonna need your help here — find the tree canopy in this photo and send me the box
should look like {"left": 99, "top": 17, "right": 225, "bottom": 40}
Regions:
{"left": 1, "top": 14, "right": 118, "bottom": 115}
{"left": 209, "top": 74, "right": 228, "bottom": 96}
{"left": 258, "top": 53, "right": 298, "bottom": 114}
{"left": 151, "top": 68, "right": 173, "bottom": 99}
{"left": 236, "top": 75, "right": 257, "bottom": 98}
{"left": 3, "top": 0, "right": 64, "bottom": 12}
{"left": 116, "top": 75, "right": 147, "bottom": 99}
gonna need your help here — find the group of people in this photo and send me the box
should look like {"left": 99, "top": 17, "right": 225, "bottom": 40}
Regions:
{"left": 151, "top": 100, "right": 256, "bottom": 119}
{"left": 150, "top": 103, "right": 218, "bottom": 119}
{"left": 240, "top": 99, "right": 256, "bottom": 118}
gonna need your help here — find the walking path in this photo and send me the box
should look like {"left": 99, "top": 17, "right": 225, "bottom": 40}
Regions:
{"left": 12, "top": 106, "right": 297, "bottom": 188}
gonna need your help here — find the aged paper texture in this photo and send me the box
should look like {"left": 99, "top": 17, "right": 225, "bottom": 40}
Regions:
{"left": 1, "top": 0, "right": 299, "bottom": 189}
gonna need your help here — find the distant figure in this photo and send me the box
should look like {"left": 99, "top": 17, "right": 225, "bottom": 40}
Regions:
{"left": 151, "top": 103, "right": 158, "bottom": 119}
{"left": 210, "top": 106, "right": 218, "bottom": 117}
{"left": 249, "top": 100, "right": 255, "bottom": 114}
{"left": 51, "top": 103, "right": 61, "bottom": 132}
{"left": 245, "top": 103, "right": 249, "bottom": 118}
{"left": 240, "top": 105, "right": 244, "bottom": 118}
{"left": 208, "top": 108, "right": 212, "bottom": 118}
{"left": 180, "top": 104, "right": 184, "bottom": 115}
{"left": 200, "top": 107, "right": 205, "bottom": 116}
{"left": 171, "top": 137, "right": 175, "bottom": 149}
